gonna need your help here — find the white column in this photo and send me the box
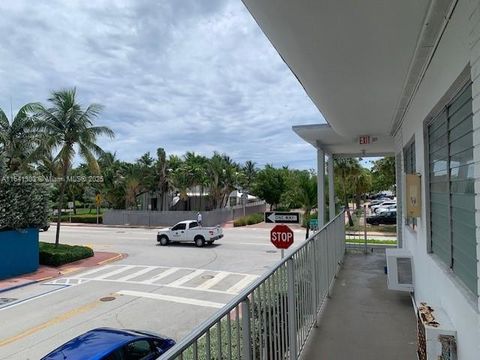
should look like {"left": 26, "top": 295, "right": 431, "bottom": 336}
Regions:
{"left": 328, "top": 154, "right": 335, "bottom": 220}
{"left": 317, "top": 147, "right": 325, "bottom": 227}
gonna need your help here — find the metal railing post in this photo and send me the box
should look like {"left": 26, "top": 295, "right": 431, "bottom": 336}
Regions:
{"left": 287, "top": 258, "right": 297, "bottom": 358}
{"left": 310, "top": 239, "right": 318, "bottom": 327}
{"left": 242, "top": 299, "right": 252, "bottom": 360}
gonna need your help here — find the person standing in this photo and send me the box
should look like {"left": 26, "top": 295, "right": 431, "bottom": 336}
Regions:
{"left": 197, "top": 212, "right": 203, "bottom": 226}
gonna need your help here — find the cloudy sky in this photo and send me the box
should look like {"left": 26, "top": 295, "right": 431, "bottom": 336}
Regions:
{"left": 0, "top": 0, "right": 326, "bottom": 169}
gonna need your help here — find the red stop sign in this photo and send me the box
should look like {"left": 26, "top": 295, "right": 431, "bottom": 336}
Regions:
{"left": 270, "top": 224, "right": 294, "bottom": 249}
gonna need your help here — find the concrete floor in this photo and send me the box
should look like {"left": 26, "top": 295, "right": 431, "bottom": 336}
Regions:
{"left": 302, "top": 250, "right": 417, "bottom": 360}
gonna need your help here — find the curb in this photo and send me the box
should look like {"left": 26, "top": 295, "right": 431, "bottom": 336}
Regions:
{"left": 0, "top": 252, "right": 125, "bottom": 294}
{"left": 98, "top": 253, "right": 124, "bottom": 265}
{"left": 0, "top": 280, "right": 37, "bottom": 294}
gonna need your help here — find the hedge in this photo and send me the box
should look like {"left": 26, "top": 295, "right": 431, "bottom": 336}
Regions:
{"left": 0, "top": 174, "right": 50, "bottom": 230}
{"left": 60, "top": 215, "right": 103, "bottom": 224}
{"left": 234, "top": 213, "right": 264, "bottom": 227}
{"left": 39, "top": 242, "right": 94, "bottom": 267}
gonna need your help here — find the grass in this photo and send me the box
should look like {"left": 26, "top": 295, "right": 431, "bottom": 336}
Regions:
{"left": 347, "top": 224, "right": 397, "bottom": 233}
{"left": 345, "top": 238, "right": 397, "bottom": 245}
{"left": 39, "top": 241, "right": 94, "bottom": 266}
{"left": 234, "top": 213, "right": 264, "bottom": 227}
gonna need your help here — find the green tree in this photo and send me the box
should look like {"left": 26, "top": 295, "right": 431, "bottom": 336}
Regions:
{"left": 0, "top": 104, "right": 40, "bottom": 172}
{"left": 35, "top": 88, "right": 114, "bottom": 245}
{"left": 352, "top": 167, "right": 372, "bottom": 209}
{"left": 155, "top": 148, "right": 171, "bottom": 211}
{"left": 370, "top": 157, "right": 395, "bottom": 193}
{"left": 252, "top": 165, "right": 285, "bottom": 210}
{"left": 334, "top": 158, "right": 361, "bottom": 226}
{"left": 296, "top": 170, "right": 317, "bottom": 238}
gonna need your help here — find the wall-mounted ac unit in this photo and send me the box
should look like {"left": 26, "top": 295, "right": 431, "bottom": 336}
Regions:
{"left": 385, "top": 248, "right": 414, "bottom": 291}
{"left": 416, "top": 303, "right": 457, "bottom": 360}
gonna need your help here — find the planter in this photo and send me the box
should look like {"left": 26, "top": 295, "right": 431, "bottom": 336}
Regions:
{"left": 0, "top": 228, "right": 39, "bottom": 280}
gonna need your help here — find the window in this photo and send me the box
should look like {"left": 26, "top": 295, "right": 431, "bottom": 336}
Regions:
{"left": 123, "top": 340, "right": 153, "bottom": 360}
{"left": 403, "top": 139, "right": 416, "bottom": 228}
{"left": 101, "top": 349, "right": 125, "bottom": 360}
{"left": 172, "top": 223, "right": 186, "bottom": 231}
{"left": 427, "top": 83, "right": 477, "bottom": 295}
{"left": 189, "top": 222, "right": 198, "bottom": 229}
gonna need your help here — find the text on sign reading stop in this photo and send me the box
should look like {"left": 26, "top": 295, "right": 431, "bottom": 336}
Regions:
{"left": 271, "top": 231, "right": 293, "bottom": 242}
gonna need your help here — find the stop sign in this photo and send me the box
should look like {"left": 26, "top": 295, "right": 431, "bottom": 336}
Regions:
{"left": 270, "top": 224, "right": 294, "bottom": 249}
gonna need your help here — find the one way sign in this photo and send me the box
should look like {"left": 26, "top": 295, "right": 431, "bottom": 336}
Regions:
{"left": 264, "top": 211, "right": 300, "bottom": 224}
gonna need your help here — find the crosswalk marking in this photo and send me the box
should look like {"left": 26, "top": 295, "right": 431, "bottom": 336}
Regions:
{"left": 117, "top": 290, "right": 225, "bottom": 308}
{"left": 168, "top": 269, "right": 204, "bottom": 287}
{"left": 226, "top": 274, "right": 258, "bottom": 294}
{"left": 197, "top": 271, "right": 230, "bottom": 290}
{"left": 116, "top": 266, "right": 157, "bottom": 282}
{"left": 52, "top": 265, "right": 259, "bottom": 295}
{"left": 142, "top": 268, "right": 179, "bottom": 284}
{"left": 74, "top": 264, "right": 113, "bottom": 277}
{"left": 95, "top": 265, "right": 136, "bottom": 280}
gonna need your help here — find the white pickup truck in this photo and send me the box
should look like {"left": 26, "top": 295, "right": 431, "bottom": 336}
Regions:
{"left": 156, "top": 220, "right": 223, "bottom": 247}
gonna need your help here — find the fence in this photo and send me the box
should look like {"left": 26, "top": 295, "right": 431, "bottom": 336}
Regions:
{"left": 103, "top": 202, "right": 266, "bottom": 227}
{"left": 158, "top": 211, "right": 346, "bottom": 360}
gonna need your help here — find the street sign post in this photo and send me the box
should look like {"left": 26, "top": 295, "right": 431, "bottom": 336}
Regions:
{"left": 68, "top": 202, "right": 74, "bottom": 222}
{"left": 264, "top": 212, "right": 300, "bottom": 224}
{"left": 270, "top": 224, "right": 294, "bottom": 258}
{"left": 95, "top": 194, "right": 102, "bottom": 225}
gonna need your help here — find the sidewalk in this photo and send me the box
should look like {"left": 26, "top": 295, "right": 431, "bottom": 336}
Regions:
{"left": 0, "top": 251, "right": 123, "bottom": 293}
{"left": 302, "top": 250, "right": 416, "bottom": 359}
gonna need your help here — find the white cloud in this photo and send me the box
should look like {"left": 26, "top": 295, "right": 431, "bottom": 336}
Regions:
{"left": 0, "top": 0, "right": 325, "bottom": 169}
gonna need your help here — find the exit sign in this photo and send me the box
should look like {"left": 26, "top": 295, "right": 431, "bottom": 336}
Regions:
{"left": 359, "top": 135, "right": 370, "bottom": 145}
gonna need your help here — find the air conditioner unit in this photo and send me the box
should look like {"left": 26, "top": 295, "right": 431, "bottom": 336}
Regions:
{"left": 416, "top": 303, "right": 457, "bottom": 360}
{"left": 386, "top": 248, "right": 414, "bottom": 291}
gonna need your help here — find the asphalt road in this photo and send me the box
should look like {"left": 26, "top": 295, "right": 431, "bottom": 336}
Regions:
{"left": 0, "top": 224, "right": 306, "bottom": 360}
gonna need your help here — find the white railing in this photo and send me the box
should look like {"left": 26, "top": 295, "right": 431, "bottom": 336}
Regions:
{"left": 159, "top": 211, "right": 346, "bottom": 360}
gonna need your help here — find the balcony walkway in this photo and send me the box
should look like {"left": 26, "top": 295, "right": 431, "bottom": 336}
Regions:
{"left": 302, "top": 249, "right": 417, "bottom": 360}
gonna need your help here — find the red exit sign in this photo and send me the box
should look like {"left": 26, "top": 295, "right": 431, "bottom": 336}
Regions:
{"left": 359, "top": 135, "right": 370, "bottom": 145}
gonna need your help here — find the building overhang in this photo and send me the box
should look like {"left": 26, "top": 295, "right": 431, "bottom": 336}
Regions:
{"left": 242, "top": 0, "right": 456, "bottom": 138}
{"left": 292, "top": 124, "right": 394, "bottom": 157}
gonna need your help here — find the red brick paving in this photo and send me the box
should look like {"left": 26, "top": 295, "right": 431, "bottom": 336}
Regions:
{"left": 0, "top": 251, "right": 124, "bottom": 293}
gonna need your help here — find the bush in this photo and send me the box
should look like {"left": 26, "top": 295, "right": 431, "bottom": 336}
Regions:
{"left": 39, "top": 242, "right": 94, "bottom": 267}
{"left": 0, "top": 174, "right": 50, "bottom": 230}
{"left": 60, "top": 214, "right": 103, "bottom": 224}
{"left": 234, "top": 213, "right": 264, "bottom": 227}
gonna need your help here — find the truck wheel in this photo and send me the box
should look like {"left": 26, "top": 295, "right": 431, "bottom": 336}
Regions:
{"left": 159, "top": 236, "right": 169, "bottom": 246}
{"left": 195, "top": 236, "right": 205, "bottom": 247}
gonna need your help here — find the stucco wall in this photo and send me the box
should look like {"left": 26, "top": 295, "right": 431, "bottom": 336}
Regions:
{"left": 396, "top": 1, "right": 480, "bottom": 358}
{"left": 0, "top": 228, "right": 39, "bottom": 280}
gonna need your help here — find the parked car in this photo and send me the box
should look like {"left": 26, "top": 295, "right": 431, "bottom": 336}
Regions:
{"left": 157, "top": 220, "right": 223, "bottom": 247}
{"left": 377, "top": 204, "right": 397, "bottom": 214}
{"left": 368, "top": 198, "right": 390, "bottom": 208}
{"left": 366, "top": 211, "right": 397, "bottom": 225}
{"left": 40, "top": 327, "right": 176, "bottom": 360}
{"left": 371, "top": 201, "right": 396, "bottom": 213}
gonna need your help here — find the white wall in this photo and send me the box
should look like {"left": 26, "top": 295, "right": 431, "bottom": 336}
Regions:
{"left": 397, "top": 1, "right": 480, "bottom": 358}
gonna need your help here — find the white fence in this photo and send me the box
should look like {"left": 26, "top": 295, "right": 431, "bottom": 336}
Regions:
{"left": 158, "top": 211, "right": 346, "bottom": 359}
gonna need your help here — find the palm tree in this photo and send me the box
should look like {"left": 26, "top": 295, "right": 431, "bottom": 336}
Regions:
{"left": 0, "top": 104, "right": 40, "bottom": 172}
{"left": 334, "top": 158, "right": 361, "bottom": 226}
{"left": 297, "top": 171, "right": 317, "bottom": 238}
{"left": 155, "top": 148, "right": 170, "bottom": 211}
{"left": 35, "top": 88, "right": 114, "bottom": 245}
{"left": 242, "top": 160, "right": 257, "bottom": 192}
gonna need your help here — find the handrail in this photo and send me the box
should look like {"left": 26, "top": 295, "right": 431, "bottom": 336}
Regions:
{"left": 158, "top": 211, "right": 346, "bottom": 360}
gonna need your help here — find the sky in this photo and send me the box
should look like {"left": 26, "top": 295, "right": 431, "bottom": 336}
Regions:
{"left": 0, "top": 0, "right": 327, "bottom": 170}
